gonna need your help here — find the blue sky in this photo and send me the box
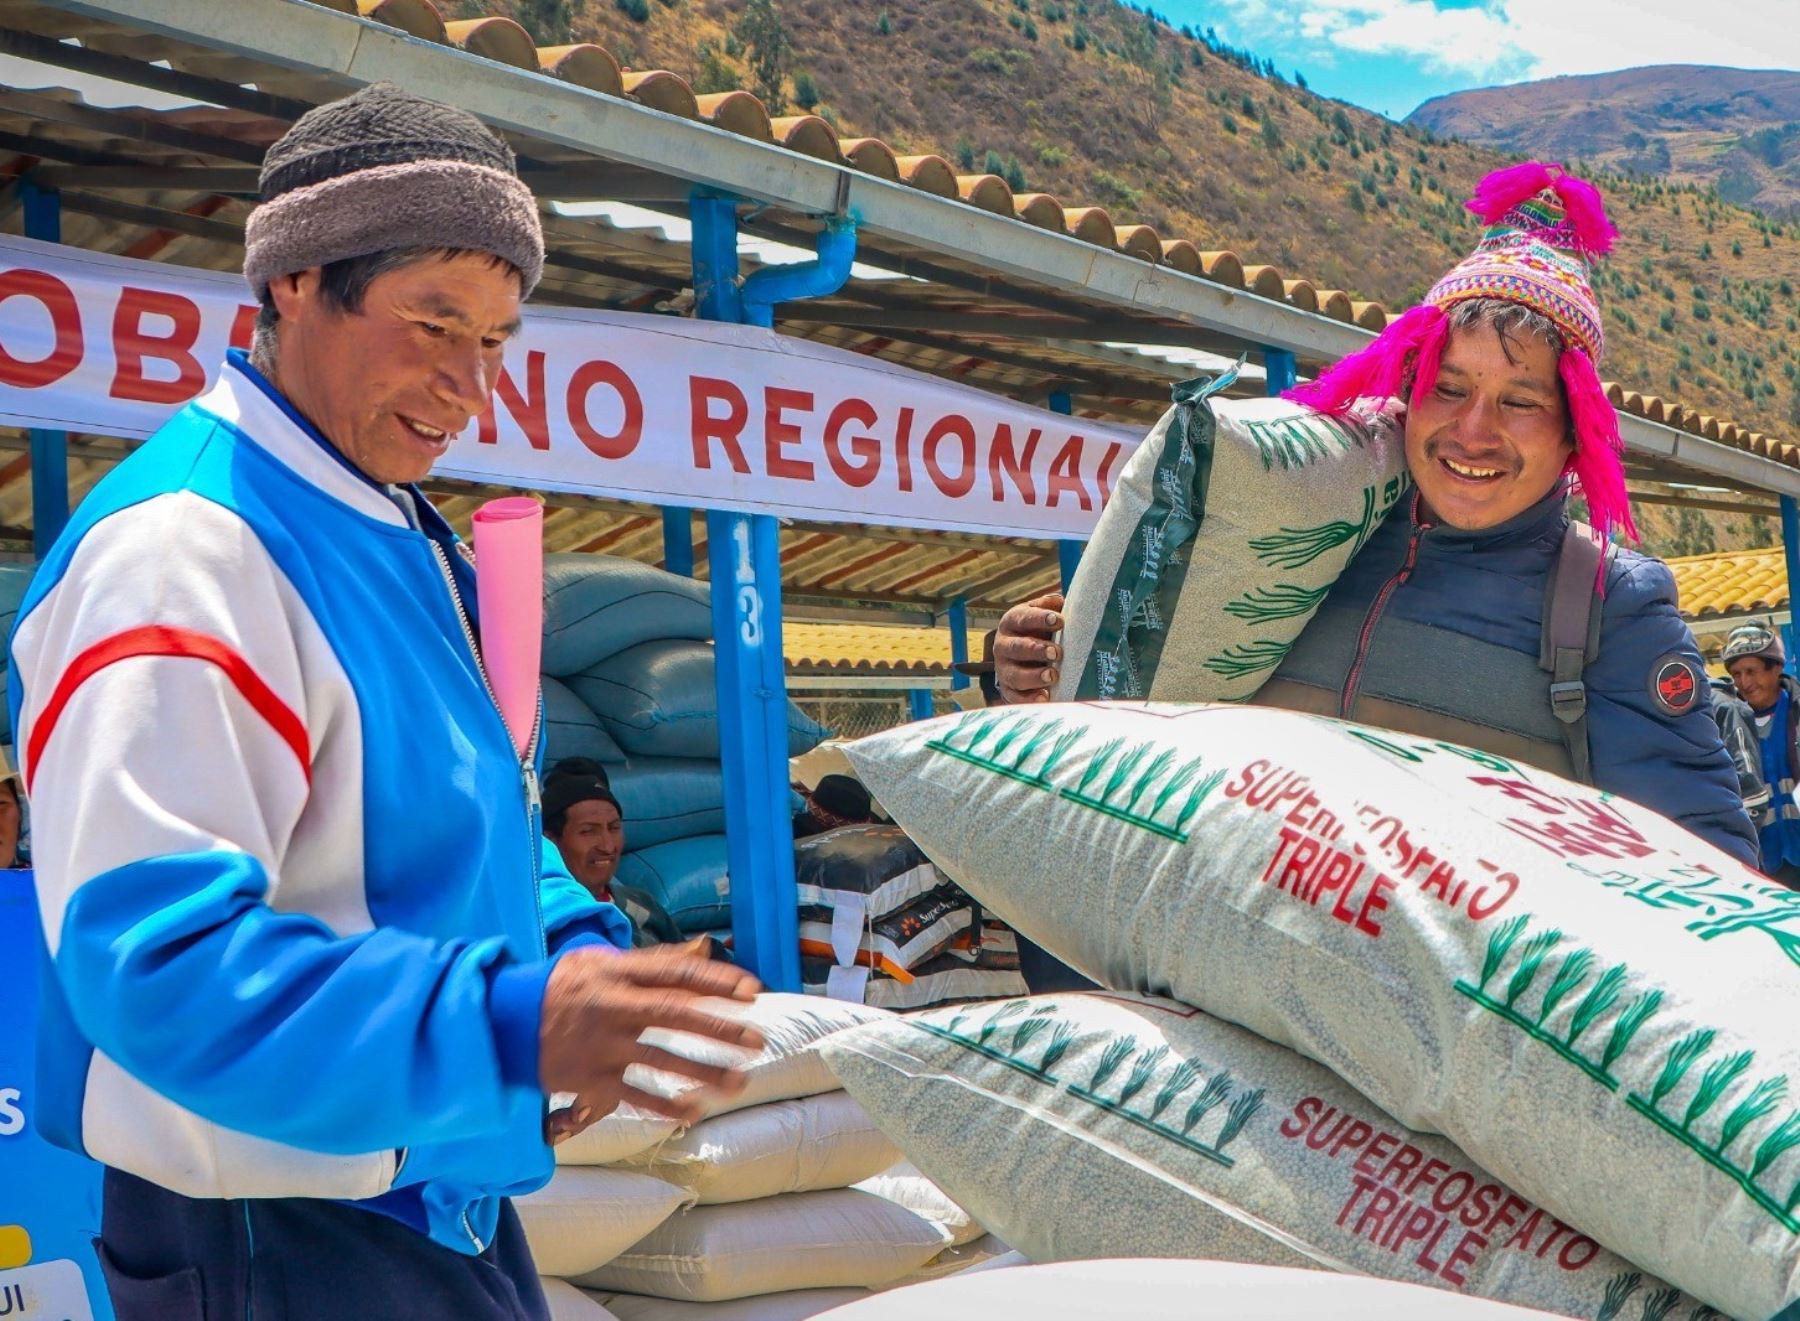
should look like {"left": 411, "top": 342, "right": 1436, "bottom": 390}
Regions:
{"left": 1154, "top": 0, "right": 1800, "bottom": 121}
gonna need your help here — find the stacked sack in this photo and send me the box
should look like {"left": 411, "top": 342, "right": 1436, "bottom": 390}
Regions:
{"left": 517, "top": 994, "right": 1005, "bottom": 1320}
{"left": 540, "top": 555, "right": 830, "bottom": 941}
{"left": 793, "top": 823, "right": 1026, "bottom": 1011}
{"left": 838, "top": 699, "right": 1800, "bottom": 1319}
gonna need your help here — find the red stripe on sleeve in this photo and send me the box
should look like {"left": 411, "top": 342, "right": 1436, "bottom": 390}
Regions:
{"left": 25, "top": 625, "right": 311, "bottom": 793}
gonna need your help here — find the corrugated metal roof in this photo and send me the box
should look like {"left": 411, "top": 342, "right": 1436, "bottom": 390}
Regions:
{"left": 784, "top": 622, "right": 985, "bottom": 675}
{"left": 1668, "top": 545, "right": 1789, "bottom": 623}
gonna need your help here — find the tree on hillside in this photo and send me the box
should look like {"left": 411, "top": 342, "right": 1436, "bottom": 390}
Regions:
{"left": 514, "top": 0, "right": 574, "bottom": 36}
{"left": 735, "top": 0, "right": 792, "bottom": 111}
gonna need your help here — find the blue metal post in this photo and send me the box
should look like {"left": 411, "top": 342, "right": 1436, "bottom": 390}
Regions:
{"left": 1782, "top": 496, "right": 1800, "bottom": 662}
{"left": 1047, "top": 390, "right": 1083, "bottom": 590}
{"left": 692, "top": 192, "right": 799, "bottom": 990}
{"left": 22, "top": 180, "right": 67, "bottom": 557}
{"left": 692, "top": 195, "right": 855, "bottom": 991}
{"left": 947, "top": 595, "right": 970, "bottom": 691}
{"left": 907, "top": 689, "right": 934, "bottom": 721}
{"left": 1263, "top": 347, "right": 1297, "bottom": 397}
{"left": 661, "top": 508, "right": 694, "bottom": 576}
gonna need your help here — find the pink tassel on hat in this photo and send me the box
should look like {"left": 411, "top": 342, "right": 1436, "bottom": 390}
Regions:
{"left": 1467, "top": 160, "right": 1618, "bottom": 259}
{"left": 1466, "top": 160, "right": 1557, "bottom": 225}
{"left": 1549, "top": 173, "right": 1618, "bottom": 257}
{"left": 1284, "top": 303, "right": 1445, "bottom": 415}
{"left": 1559, "top": 345, "right": 1638, "bottom": 548}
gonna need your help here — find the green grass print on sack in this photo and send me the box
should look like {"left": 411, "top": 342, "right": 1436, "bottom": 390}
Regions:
{"left": 822, "top": 992, "right": 1710, "bottom": 1320}
{"left": 1057, "top": 371, "right": 1407, "bottom": 704}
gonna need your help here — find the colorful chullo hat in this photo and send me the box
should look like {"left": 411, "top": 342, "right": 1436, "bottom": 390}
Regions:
{"left": 1288, "top": 161, "right": 1633, "bottom": 545}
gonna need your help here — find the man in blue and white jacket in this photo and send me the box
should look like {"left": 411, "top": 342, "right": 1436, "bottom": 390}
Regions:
{"left": 10, "top": 84, "right": 762, "bottom": 1320}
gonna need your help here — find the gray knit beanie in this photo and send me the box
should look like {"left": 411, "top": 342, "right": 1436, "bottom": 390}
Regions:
{"left": 243, "top": 82, "right": 544, "bottom": 299}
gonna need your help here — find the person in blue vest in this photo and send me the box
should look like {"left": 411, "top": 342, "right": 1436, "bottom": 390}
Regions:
{"left": 995, "top": 165, "right": 1756, "bottom": 989}
{"left": 1722, "top": 623, "right": 1800, "bottom": 889}
{"left": 8, "top": 84, "right": 766, "bottom": 1320}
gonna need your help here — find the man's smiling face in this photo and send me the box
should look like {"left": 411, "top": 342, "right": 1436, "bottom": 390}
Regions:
{"left": 1404, "top": 321, "right": 1574, "bottom": 530}
{"left": 268, "top": 250, "right": 522, "bottom": 485}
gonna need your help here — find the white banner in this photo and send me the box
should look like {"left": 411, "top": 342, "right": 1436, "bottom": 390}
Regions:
{"left": 0, "top": 236, "right": 1144, "bottom": 539}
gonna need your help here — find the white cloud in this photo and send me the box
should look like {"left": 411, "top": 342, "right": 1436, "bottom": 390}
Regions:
{"left": 1208, "top": 0, "right": 1800, "bottom": 89}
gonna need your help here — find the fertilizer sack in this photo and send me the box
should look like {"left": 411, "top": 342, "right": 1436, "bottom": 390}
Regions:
{"left": 615, "top": 835, "right": 732, "bottom": 934}
{"left": 802, "top": 953, "right": 1026, "bottom": 1012}
{"left": 1055, "top": 382, "right": 1405, "bottom": 704}
{"left": 542, "top": 553, "right": 713, "bottom": 677}
{"left": 571, "top": 1188, "right": 952, "bottom": 1301}
{"left": 542, "top": 675, "right": 628, "bottom": 766}
{"left": 568, "top": 639, "right": 828, "bottom": 760}
{"left": 607, "top": 759, "right": 728, "bottom": 851}
{"left": 623, "top": 993, "right": 893, "bottom": 1124}
{"left": 794, "top": 825, "right": 946, "bottom": 924}
{"left": 617, "top": 1091, "right": 898, "bottom": 1204}
{"left": 843, "top": 701, "right": 1800, "bottom": 1320}
{"left": 822, "top": 992, "right": 1702, "bottom": 1320}
{"left": 798, "top": 884, "right": 974, "bottom": 980}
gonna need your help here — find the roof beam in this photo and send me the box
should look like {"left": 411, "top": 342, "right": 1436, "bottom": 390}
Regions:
{"left": 773, "top": 304, "right": 1246, "bottom": 353}
{"left": 0, "top": 86, "right": 266, "bottom": 164}
{"left": 55, "top": 190, "right": 243, "bottom": 244}
{"left": 0, "top": 25, "right": 312, "bottom": 119}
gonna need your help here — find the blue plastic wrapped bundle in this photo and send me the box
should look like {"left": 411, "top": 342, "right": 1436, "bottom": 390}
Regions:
{"left": 614, "top": 834, "right": 731, "bottom": 935}
{"left": 540, "top": 675, "right": 626, "bottom": 766}
{"left": 606, "top": 757, "right": 727, "bottom": 850}
{"left": 568, "top": 639, "right": 829, "bottom": 760}
{"left": 541, "top": 553, "right": 712, "bottom": 677}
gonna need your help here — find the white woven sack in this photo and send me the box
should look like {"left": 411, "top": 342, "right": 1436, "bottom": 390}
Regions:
{"left": 1055, "top": 389, "right": 1405, "bottom": 704}
{"left": 816, "top": 1260, "right": 1559, "bottom": 1321}
{"left": 823, "top": 992, "right": 1701, "bottom": 1320}
{"left": 555, "top": 1102, "right": 680, "bottom": 1167}
{"left": 629, "top": 993, "right": 894, "bottom": 1124}
{"left": 844, "top": 702, "right": 1800, "bottom": 1319}
{"left": 571, "top": 1189, "right": 952, "bottom": 1301}
{"left": 893, "top": 1233, "right": 1015, "bottom": 1285}
{"left": 593, "top": 1287, "right": 869, "bottom": 1321}
{"left": 854, "top": 1163, "right": 985, "bottom": 1247}
{"left": 516, "top": 1167, "right": 695, "bottom": 1279}
{"left": 540, "top": 1278, "right": 622, "bottom": 1321}
{"left": 621, "top": 1091, "right": 899, "bottom": 1204}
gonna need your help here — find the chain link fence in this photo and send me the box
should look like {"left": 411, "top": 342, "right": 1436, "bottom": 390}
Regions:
{"left": 793, "top": 691, "right": 962, "bottom": 741}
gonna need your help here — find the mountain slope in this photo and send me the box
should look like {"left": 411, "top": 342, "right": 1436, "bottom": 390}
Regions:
{"left": 1409, "top": 65, "right": 1800, "bottom": 218}
{"left": 463, "top": 0, "right": 1800, "bottom": 555}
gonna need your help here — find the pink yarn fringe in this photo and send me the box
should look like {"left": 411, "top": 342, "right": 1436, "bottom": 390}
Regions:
{"left": 1466, "top": 159, "right": 1617, "bottom": 257}
{"left": 1560, "top": 346, "right": 1637, "bottom": 547}
{"left": 1407, "top": 310, "right": 1449, "bottom": 413}
{"left": 1283, "top": 304, "right": 1445, "bottom": 414}
{"left": 1466, "top": 161, "right": 1556, "bottom": 225}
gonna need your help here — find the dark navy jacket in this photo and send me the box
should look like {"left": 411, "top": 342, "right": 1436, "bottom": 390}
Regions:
{"left": 1267, "top": 486, "right": 1760, "bottom": 867}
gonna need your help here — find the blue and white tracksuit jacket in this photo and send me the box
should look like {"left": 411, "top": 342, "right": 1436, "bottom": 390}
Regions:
{"left": 9, "top": 351, "right": 630, "bottom": 1254}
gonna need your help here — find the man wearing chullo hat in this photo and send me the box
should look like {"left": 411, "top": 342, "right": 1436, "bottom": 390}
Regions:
{"left": 8, "top": 84, "right": 765, "bottom": 1318}
{"left": 997, "top": 162, "right": 1758, "bottom": 985}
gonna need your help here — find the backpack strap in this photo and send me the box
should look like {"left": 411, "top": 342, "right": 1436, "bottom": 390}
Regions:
{"left": 1539, "top": 521, "right": 1612, "bottom": 785}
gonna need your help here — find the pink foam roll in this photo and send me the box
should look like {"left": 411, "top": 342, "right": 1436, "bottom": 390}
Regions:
{"left": 472, "top": 496, "right": 544, "bottom": 759}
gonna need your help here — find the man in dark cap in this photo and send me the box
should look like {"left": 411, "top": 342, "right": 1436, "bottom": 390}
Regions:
{"left": 542, "top": 758, "right": 626, "bottom": 903}
{"left": 9, "top": 84, "right": 762, "bottom": 1319}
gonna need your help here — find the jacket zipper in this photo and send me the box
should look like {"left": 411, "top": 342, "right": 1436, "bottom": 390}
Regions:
{"left": 1339, "top": 507, "right": 1433, "bottom": 718}
{"left": 430, "top": 540, "right": 544, "bottom": 1257}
